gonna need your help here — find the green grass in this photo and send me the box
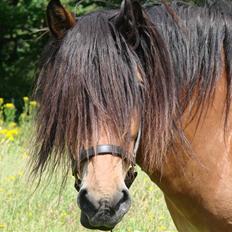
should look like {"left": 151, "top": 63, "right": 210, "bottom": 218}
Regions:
{"left": 0, "top": 125, "right": 177, "bottom": 232}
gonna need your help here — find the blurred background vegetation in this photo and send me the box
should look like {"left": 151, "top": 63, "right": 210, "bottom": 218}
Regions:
{"left": 0, "top": 0, "right": 208, "bottom": 103}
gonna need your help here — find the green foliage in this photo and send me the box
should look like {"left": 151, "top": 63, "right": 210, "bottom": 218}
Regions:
{"left": 0, "top": 0, "right": 207, "bottom": 100}
{"left": 0, "top": 0, "right": 48, "bottom": 99}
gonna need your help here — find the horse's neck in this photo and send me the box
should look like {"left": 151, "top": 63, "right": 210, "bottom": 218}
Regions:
{"left": 141, "top": 67, "right": 232, "bottom": 231}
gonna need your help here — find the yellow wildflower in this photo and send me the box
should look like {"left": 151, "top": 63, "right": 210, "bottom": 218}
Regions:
{"left": 0, "top": 98, "right": 3, "bottom": 105}
{"left": 61, "top": 211, "right": 68, "bottom": 217}
{"left": 30, "top": 101, "right": 37, "bottom": 107}
{"left": 4, "top": 103, "right": 15, "bottom": 109}
{"left": 28, "top": 211, "right": 33, "bottom": 218}
{"left": 157, "top": 225, "right": 167, "bottom": 231}
{"left": 0, "top": 128, "right": 19, "bottom": 141}
{"left": 8, "top": 136, "right": 14, "bottom": 141}
{"left": 7, "top": 175, "right": 16, "bottom": 181}
{"left": 0, "top": 129, "right": 7, "bottom": 135}
{"left": 23, "top": 96, "right": 29, "bottom": 102}
{"left": 0, "top": 224, "right": 6, "bottom": 229}
{"left": 18, "top": 171, "right": 24, "bottom": 177}
{"left": 6, "top": 128, "right": 19, "bottom": 141}
{"left": 9, "top": 128, "right": 19, "bottom": 135}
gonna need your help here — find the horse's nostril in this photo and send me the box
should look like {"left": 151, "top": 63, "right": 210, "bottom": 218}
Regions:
{"left": 78, "top": 188, "right": 87, "bottom": 204}
{"left": 114, "top": 189, "right": 131, "bottom": 212}
{"left": 77, "top": 188, "right": 98, "bottom": 215}
{"left": 122, "top": 189, "right": 130, "bottom": 203}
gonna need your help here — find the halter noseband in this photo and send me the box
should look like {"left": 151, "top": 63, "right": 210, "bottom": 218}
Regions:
{"left": 72, "top": 127, "right": 141, "bottom": 192}
{"left": 79, "top": 145, "right": 125, "bottom": 163}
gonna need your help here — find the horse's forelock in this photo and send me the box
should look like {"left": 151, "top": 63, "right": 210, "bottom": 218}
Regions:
{"left": 31, "top": 11, "right": 148, "bottom": 178}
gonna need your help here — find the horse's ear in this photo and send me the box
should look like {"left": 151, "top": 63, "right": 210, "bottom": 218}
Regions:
{"left": 115, "top": 0, "right": 144, "bottom": 48}
{"left": 47, "top": 0, "right": 76, "bottom": 39}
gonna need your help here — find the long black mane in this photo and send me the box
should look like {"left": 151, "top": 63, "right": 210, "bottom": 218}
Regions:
{"left": 31, "top": 1, "right": 232, "bottom": 177}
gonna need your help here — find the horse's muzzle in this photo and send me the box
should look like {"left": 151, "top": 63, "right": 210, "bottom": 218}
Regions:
{"left": 77, "top": 188, "right": 131, "bottom": 230}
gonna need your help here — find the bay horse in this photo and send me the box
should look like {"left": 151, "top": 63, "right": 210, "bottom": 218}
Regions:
{"left": 32, "top": 0, "right": 232, "bottom": 231}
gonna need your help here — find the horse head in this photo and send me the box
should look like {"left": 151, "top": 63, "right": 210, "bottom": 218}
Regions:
{"left": 34, "top": 0, "right": 174, "bottom": 230}
{"left": 41, "top": 0, "right": 146, "bottom": 230}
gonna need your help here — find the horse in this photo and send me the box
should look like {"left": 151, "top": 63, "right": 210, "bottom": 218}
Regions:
{"left": 31, "top": 0, "right": 232, "bottom": 231}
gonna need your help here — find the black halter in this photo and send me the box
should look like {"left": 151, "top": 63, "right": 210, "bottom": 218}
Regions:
{"left": 79, "top": 145, "right": 125, "bottom": 163}
{"left": 71, "top": 128, "right": 141, "bottom": 192}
